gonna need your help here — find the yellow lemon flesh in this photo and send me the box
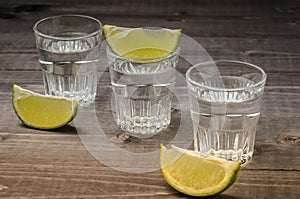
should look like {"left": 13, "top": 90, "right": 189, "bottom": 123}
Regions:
{"left": 160, "top": 144, "right": 241, "bottom": 197}
{"left": 12, "top": 84, "right": 78, "bottom": 129}
{"left": 103, "top": 25, "right": 181, "bottom": 59}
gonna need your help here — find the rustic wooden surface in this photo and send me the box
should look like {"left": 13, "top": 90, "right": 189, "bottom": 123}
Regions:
{"left": 0, "top": 0, "right": 300, "bottom": 198}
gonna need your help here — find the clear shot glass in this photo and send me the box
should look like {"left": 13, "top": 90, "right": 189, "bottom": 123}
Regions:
{"left": 33, "top": 15, "right": 102, "bottom": 105}
{"left": 186, "top": 60, "right": 267, "bottom": 164}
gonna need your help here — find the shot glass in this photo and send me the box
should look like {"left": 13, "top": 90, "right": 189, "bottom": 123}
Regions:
{"left": 186, "top": 60, "right": 266, "bottom": 164}
{"left": 107, "top": 42, "right": 180, "bottom": 138}
{"left": 33, "top": 15, "right": 102, "bottom": 105}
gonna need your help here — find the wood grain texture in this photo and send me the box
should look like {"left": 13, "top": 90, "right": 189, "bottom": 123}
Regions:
{"left": 0, "top": 0, "right": 300, "bottom": 198}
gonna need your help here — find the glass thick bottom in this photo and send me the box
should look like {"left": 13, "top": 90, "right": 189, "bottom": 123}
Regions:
{"left": 192, "top": 113, "right": 259, "bottom": 165}
{"left": 42, "top": 70, "right": 98, "bottom": 105}
{"left": 113, "top": 90, "right": 172, "bottom": 138}
{"left": 117, "top": 116, "right": 170, "bottom": 138}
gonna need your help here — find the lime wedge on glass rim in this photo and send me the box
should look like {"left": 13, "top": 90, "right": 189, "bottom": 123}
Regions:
{"left": 160, "top": 144, "right": 241, "bottom": 197}
{"left": 103, "top": 25, "right": 181, "bottom": 59}
{"left": 12, "top": 84, "right": 78, "bottom": 129}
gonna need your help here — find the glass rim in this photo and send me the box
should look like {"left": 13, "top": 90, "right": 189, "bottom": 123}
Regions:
{"left": 106, "top": 44, "right": 180, "bottom": 64}
{"left": 33, "top": 14, "right": 102, "bottom": 40}
{"left": 186, "top": 60, "right": 267, "bottom": 92}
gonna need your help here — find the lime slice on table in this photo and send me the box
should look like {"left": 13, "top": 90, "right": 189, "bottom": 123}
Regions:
{"left": 160, "top": 144, "right": 241, "bottom": 197}
{"left": 12, "top": 84, "right": 78, "bottom": 129}
{"left": 103, "top": 25, "right": 181, "bottom": 59}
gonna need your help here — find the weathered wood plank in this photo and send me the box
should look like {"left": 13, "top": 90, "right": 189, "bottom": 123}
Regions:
{"left": 0, "top": 0, "right": 298, "bottom": 18}
{"left": 1, "top": 84, "right": 300, "bottom": 170}
{"left": 1, "top": 36, "right": 300, "bottom": 69}
{"left": 1, "top": 69, "right": 300, "bottom": 89}
{"left": 0, "top": 16, "right": 299, "bottom": 53}
{"left": 0, "top": 131, "right": 299, "bottom": 198}
{"left": 0, "top": 1, "right": 299, "bottom": 53}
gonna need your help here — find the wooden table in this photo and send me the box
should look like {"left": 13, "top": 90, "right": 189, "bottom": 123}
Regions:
{"left": 1, "top": 0, "right": 299, "bottom": 198}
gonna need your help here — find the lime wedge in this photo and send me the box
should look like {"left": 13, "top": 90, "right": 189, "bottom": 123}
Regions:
{"left": 12, "top": 85, "right": 78, "bottom": 129}
{"left": 160, "top": 144, "right": 241, "bottom": 197}
{"left": 103, "top": 25, "right": 181, "bottom": 59}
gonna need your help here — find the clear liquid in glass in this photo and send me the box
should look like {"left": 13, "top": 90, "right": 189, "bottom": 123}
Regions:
{"left": 189, "top": 76, "right": 264, "bottom": 164}
{"left": 37, "top": 32, "right": 101, "bottom": 105}
{"left": 109, "top": 54, "right": 178, "bottom": 138}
